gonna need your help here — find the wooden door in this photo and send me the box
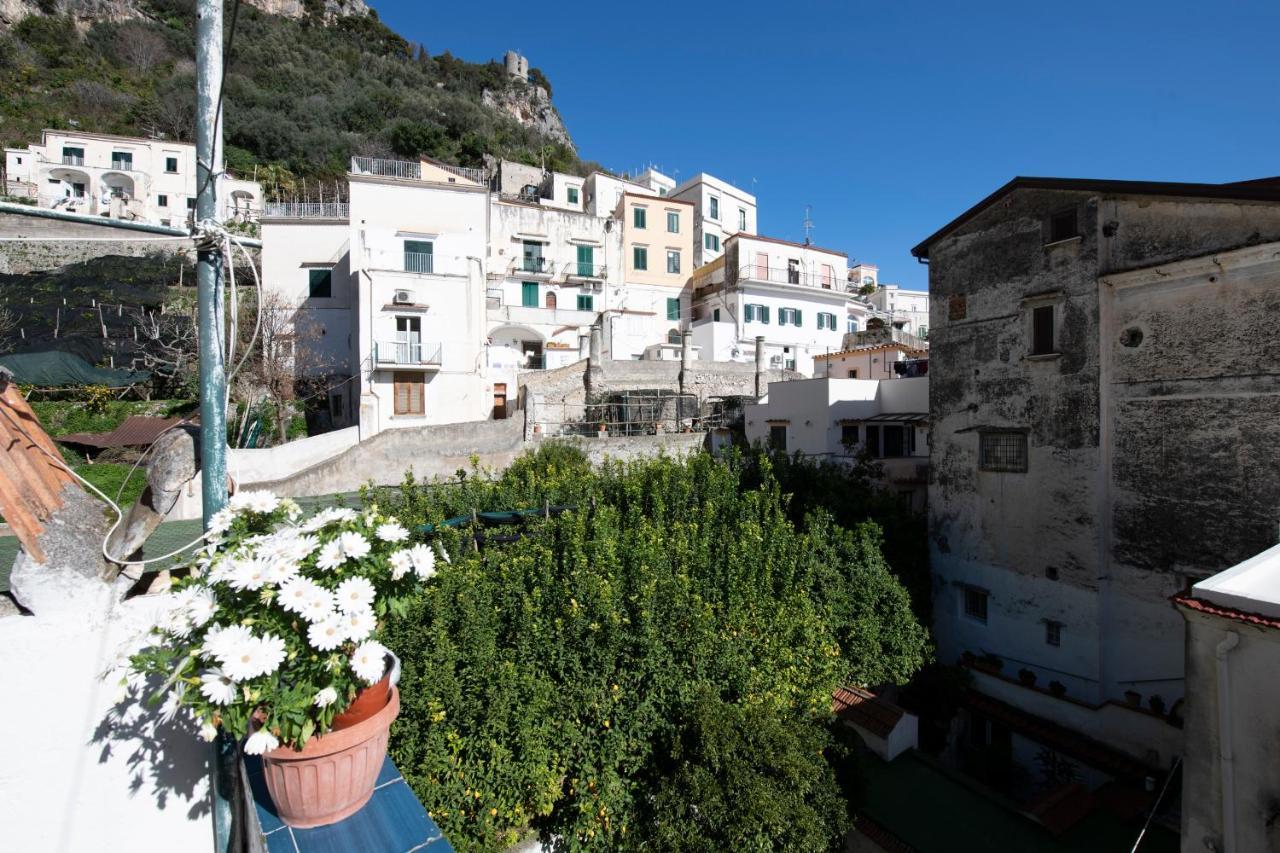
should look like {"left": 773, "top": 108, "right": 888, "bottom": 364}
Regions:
{"left": 492, "top": 383, "right": 508, "bottom": 420}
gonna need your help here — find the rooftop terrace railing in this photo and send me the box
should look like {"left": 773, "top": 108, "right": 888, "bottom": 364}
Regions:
{"left": 261, "top": 202, "right": 350, "bottom": 219}
{"left": 350, "top": 156, "right": 487, "bottom": 185}
{"left": 738, "top": 265, "right": 843, "bottom": 290}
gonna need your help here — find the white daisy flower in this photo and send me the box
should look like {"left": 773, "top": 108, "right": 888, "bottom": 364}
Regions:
{"left": 375, "top": 521, "right": 409, "bottom": 543}
{"left": 199, "top": 669, "right": 238, "bottom": 705}
{"left": 201, "top": 624, "right": 253, "bottom": 660}
{"left": 335, "top": 576, "right": 376, "bottom": 613}
{"left": 185, "top": 586, "right": 218, "bottom": 628}
{"left": 243, "top": 728, "right": 280, "bottom": 756}
{"left": 350, "top": 641, "right": 388, "bottom": 685}
{"left": 207, "top": 507, "right": 235, "bottom": 536}
{"left": 388, "top": 549, "right": 413, "bottom": 581}
{"left": 341, "top": 607, "right": 377, "bottom": 643}
{"left": 301, "top": 507, "right": 357, "bottom": 532}
{"left": 227, "top": 557, "right": 270, "bottom": 592}
{"left": 408, "top": 543, "right": 436, "bottom": 580}
{"left": 218, "top": 633, "right": 287, "bottom": 681}
{"left": 313, "top": 686, "right": 339, "bottom": 708}
{"left": 278, "top": 577, "right": 317, "bottom": 615}
{"left": 159, "top": 687, "right": 184, "bottom": 724}
{"left": 307, "top": 615, "right": 347, "bottom": 652}
{"left": 199, "top": 720, "right": 219, "bottom": 742}
{"left": 315, "top": 539, "right": 344, "bottom": 571}
{"left": 161, "top": 600, "right": 194, "bottom": 638}
{"left": 339, "top": 531, "right": 371, "bottom": 561}
{"left": 230, "top": 490, "right": 280, "bottom": 515}
{"left": 261, "top": 557, "right": 299, "bottom": 586}
{"left": 285, "top": 534, "right": 320, "bottom": 562}
{"left": 300, "top": 588, "right": 336, "bottom": 624}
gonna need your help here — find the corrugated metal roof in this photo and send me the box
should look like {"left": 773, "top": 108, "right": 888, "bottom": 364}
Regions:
{"left": 0, "top": 381, "right": 77, "bottom": 562}
{"left": 59, "top": 416, "right": 191, "bottom": 449}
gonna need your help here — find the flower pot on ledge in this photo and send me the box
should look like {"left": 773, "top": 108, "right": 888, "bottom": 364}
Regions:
{"left": 261, "top": 686, "right": 401, "bottom": 829}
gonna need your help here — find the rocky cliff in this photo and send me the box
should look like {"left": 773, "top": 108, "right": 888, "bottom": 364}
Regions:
{"left": 482, "top": 82, "right": 573, "bottom": 150}
{"left": 0, "top": 0, "right": 368, "bottom": 28}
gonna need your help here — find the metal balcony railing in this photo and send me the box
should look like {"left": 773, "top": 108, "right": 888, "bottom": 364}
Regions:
{"left": 564, "top": 262, "right": 608, "bottom": 279}
{"left": 62, "top": 155, "right": 84, "bottom": 166}
{"left": 512, "top": 256, "right": 554, "bottom": 274}
{"left": 350, "top": 156, "right": 486, "bottom": 185}
{"left": 261, "top": 202, "right": 349, "bottom": 218}
{"left": 110, "top": 158, "right": 134, "bottom": 172}
{"left": 738, "top": 265, "right": 841, "bottom": 290}
{"left": 374, "top": 340, "right": 442, "bottom": 366}
{"left": 403, "top": 252, "right": 434, "bottom": 274}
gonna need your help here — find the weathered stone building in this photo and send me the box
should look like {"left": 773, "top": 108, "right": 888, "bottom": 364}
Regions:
{"left": 913, "top": 176, "right": 1280, "bottom": 772}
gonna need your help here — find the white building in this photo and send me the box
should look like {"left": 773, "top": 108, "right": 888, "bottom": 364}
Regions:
{"left": 866, "top": 282, "right": 931, "bottom": 338}
{"left": 689, "top": 234, "right": 857, "bottom": 376}
{"left": 3, "top": 129, "right": 261, "bottom": 225}
{"left": 744, "top": 375, "right": 929, "bottom": 510}
{"left": 670, "top": 172, "right": 757, "bottom": 267}
{"left": 1177, "top": 543, "right": 1280, "bottom": 853}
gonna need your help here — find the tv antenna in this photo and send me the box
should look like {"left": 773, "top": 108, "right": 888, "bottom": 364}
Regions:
{"left": 803, "top": 205, "right": 813, "bottom": 245}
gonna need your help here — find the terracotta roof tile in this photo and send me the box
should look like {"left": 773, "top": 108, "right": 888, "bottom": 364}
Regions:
{"left": 1173, "top": 592, "right": 1280, "bottom": 629}
{"left": 0, "top": 382, "right": 77, "bottom": 562}
{"left": 833, "top": 686, "right": 905, "bottom": 738}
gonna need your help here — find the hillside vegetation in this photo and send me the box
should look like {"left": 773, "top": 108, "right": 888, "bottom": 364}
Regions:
{"left": 0, "top": 0, "right": 587, "bottom": 192}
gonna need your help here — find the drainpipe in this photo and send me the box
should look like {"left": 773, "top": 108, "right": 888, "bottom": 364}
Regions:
{"left": 1216, "top": 631, "right": 1240, "bottom": 853}
{"left": 586, "top": 322, "right": 602, "bottom": 398}
{"left": 754, "top": 334, "right": 766, "bottom": 399}
{"left": 679, "top": 330, "right": 691, "bottom": 396}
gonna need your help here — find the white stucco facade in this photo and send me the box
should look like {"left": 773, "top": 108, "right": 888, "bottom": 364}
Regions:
{"left": 4, "top": 129, "right": 260, "bottom": 225}
{"left": 670, "top": 172, "right": 757, "bottom": 267}
{"left": 867, "top": 283, "right": 931, "bottom": 338}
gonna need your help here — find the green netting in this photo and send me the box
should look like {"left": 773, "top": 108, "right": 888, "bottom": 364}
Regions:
{"left": 0, "top": 350, "right": 149, "bottom": 387}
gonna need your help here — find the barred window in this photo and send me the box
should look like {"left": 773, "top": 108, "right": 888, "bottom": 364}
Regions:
{"left": 979, "top": 431, "right": 1027, "bottom": 472}
{"left": 963, "top": 586, "right": 988, "bottom": 624}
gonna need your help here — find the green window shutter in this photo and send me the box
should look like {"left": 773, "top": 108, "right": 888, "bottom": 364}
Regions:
{"left": 760, "top": 306, "right": 770, "bottom": 324}
{"left": 634, "top": 207, "right": 646, "bottom": 228}
{"left": 794, "top": 309, "right": 802, "bottom": 327}
{"left": 577, "top": 294, "right": 594, "bottom": 311}
{"left": 576, "top": 244, "right": 594, "bottom": 276}
{"left": 667, "top": 212, "right": 679, "bottom": 232}
{"left": 521, "top": 281, "right": 539, "bottom": 307}
{"left": 634, "top": 247, "right": 647, "bottom": 270}
{"left": 713, "top": 308, "right": 721, "bottom": 321}
{"left": 745, "top": 304, "right": 755, "bottom": 322}
{"left": 567, "top": 187, "right": 579, "bottom": 204}
{"left": 308, "top": 268, "right": 332, "bottom": 298}
{"left": 667, "top": 298, "right": 680, "bottom": 321}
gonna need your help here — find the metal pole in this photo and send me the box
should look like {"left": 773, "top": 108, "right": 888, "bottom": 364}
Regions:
{"left": 196, "top": 1, "right": 234, "bottom": 851}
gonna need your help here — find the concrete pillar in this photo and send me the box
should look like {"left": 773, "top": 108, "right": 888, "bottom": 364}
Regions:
{"left": 754, "top": 335, "right": 766, "bottom": 399}
{"left": 585, "top": 322, "right": 603, "bottom": 399}
{"left": 678, "top": 330, "right": 691, "bottom": 396}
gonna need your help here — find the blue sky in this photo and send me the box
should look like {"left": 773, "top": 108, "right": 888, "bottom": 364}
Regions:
{"left": 375, "top": 1, "right": 1279, "bottom": 289}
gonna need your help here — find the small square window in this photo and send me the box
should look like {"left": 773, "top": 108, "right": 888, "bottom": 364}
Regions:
{"left": 840, "top": 423, "right": 858, "bottom": 447}
{"left": 577, "top": 294, "right": 594, "bottom": 311}
{"left": 713, "top": 308, "right": 721, "bottom": 321}
{"left": 1048, "top": 209, "right": 1078, "bottom": 243}
{"left": 567, "top": 186, "right": 579, "bottom": 204}
{"left": 308, "top": 268, "right": 332, "bottom": 298}
{"left": 963, "top": 586, "right": 988, "bottom": 624}
{"left": 165, "top": 156, "right": 179, "bottom": 174}
{"left": 704, "top": 233, "right": 720, "bottom": 252}
{"left": 979, "top": 431, "right": 1027, "bottom": 473}
{"left": 157, "top": 194, "right": 168, "bottom": 207}
{"left": 709, "top": 196, "right": 720, "bottom": 220}
{"left": 1045, "top": 621, "right": 1062, "bottom": 647}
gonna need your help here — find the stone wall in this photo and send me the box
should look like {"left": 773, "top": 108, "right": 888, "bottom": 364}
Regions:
{"left": 0, "top": 206, "right": 194, "bottom": 274}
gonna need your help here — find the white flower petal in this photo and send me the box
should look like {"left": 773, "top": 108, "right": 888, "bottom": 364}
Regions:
{"left": 243, "top": 728, "right": 279, "bottom": 755}
{"left": 350, "top": 641, "right": 388, "bottom": 685}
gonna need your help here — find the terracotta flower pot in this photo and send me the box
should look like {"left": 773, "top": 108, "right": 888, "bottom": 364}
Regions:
{"left": 332, "top": 651, "right": 402, "bottom": 731}
{"left": 261, "top": 687, "right": 400, "bottom": 828}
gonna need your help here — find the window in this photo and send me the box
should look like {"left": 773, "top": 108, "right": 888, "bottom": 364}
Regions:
{"left": 821, "top": 264, "right": 835, "bottom": 288}
{"left": 545, "top": 291, "right": 557, "bottom": 309}
{"left": 567, "top": 186, "right": 579, "bottom": 204}
{"left": 521, "top": 240, "right": 545, "bottom": 273}
{"left": 62, "top": 146, "right": 84, "bottom": 166}
{"left": 186, "top": 198, "right": 197, "bottom": 211}
{"left": 963, "top": 586, "right": 989, "bottom": 624}
{"left": 738, "top": 208, "right": 747, "bottom": 231}
{"left": 659, "top": 188, "right": 668, "bottom": 196}
{"left": 404, "top": 239, "right": 433, "bottom": 273}
{"left": 919, "top": 326, "right": 929, "bottom": 338}
{"left": 157, "top": 194, "right": 168, "bottom": 207}
{"left": 71, "top": 182, "right": 85, "bottom": 198}
{"left": 979, "top": 431, "right": 1028, "bottom": 472}
{"left": 666, "top": 250, "right": 681, "bottom": 274}
{"left": 308, "top": 268, "right": 333, "bottom": 298}
{"left": 521, "top": 281, "right": 539, "bottom": 307}
{"left": 165, "top": 156, "right": 179, "bottom": 174}
{"left": 393, "top": 372, "right": 424, "bottom": 416}
{"left": 847, "top": 369, "right": 859, "bottom": 378}
{"left": 713, "top": 308, "right": 721, "bottom": 322}
{"left": 768, "top": 424, "right": 787, "bottom": 450}
{"left": 577, "top": 294, "right": 594, "bottom": 311}
{"left": 1048, "top": 209, "right": 1078, "bottom": 243}
{"left": 841, "top": 423, "right": 858, "bottom": 447}
{"left": 817, "top": 312, "right": 836, "bottom": 330}
{"left": 667, "top": 211, "right": 680, "bottom": 233}
{"left": 704, "top": 233, "right": 720, "bottom": 252}
{"left": 666, "top": 298, "right": 680, "bottom": 321}
{"left": 709, "top": 196, "right": 720, "bottom": 220}
{"left": 1045, "top": 621, "right": 1062, "bottom": 647}
{"left": 863, "top": 423, "right": 915, "bottom": 458}
{"left": 633, "top": 246, "right": 648, "bottom": 270}
{"left": 667, "top": 329, "right": 682, "bottom": 344}
{"left": 633, "top": 206, "right": 647, "bottom": 229}
{"left": 847, "top": 318, "right": 859, "bottom": 333}
{"left": 1031, "top": 305, "right": 1055, "bottom": 355}
{"left": 111, "top": 151, "right": 133, "bottom": 171}
{"left": 576, "top": 245, "right": 594, "bottom": 276}
{"left": 744, "top": 304, "right": 769, "bottom": 324}
{"left": 778, "top": 307, "right": 802, "bottom": 327}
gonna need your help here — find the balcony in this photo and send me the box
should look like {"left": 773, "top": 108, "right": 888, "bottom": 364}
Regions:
{"left": 261, "top": 202, "right": 349, "bottom": 219}
{"left": 350, "top": 156, "right": 486, "bottom": 185}
{"left": 403, "top": 252, "right": 434, "bottom": 274}
{"left": 62, "top": 155, "right": 84, "bottom": 167}
{"left": 511, "top": 256, "right": 554, "bottom": 277}
{"left": 563, "top": 262, "right": 608, "bottom": 281}
{"left": 374, "top": 339, "right": 442, "bottom": 370}
{"left": 738, "top": 265, "right": 841, "bottom": 290}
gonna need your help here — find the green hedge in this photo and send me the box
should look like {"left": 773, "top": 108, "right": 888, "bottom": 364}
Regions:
{"left": 379, "top": 446, "right": 930, "bottom": 852}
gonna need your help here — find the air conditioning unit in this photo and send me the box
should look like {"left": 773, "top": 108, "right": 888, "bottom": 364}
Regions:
{"left": 393, "top": 289, "right": 413, "bottom": 305}
{"left": 592, "top": 281, "right": 603, "bottom": 292}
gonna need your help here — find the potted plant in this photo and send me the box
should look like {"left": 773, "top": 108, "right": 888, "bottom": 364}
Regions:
{"left": 974, "top": 652, "right": 1003, "bottom": 674}
{"left": 1124, "top": 689, "right": 1142, "bottom": 708}
{"left": 1017, "top": 667, "right": 1037, "bottom": 687}
{"left": 1048, "top": 679, "right": 1067, "bottom": 698}
{"left": 120, "top": 491, "right": 441, "bottom": 828}
{"left": 1148, "top": 694, "right": 1166, "bottom": 716}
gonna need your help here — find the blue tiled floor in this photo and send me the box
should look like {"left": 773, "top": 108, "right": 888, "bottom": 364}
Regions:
{"left": 245, "top": 754, "right": 453, "bottom": 853}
